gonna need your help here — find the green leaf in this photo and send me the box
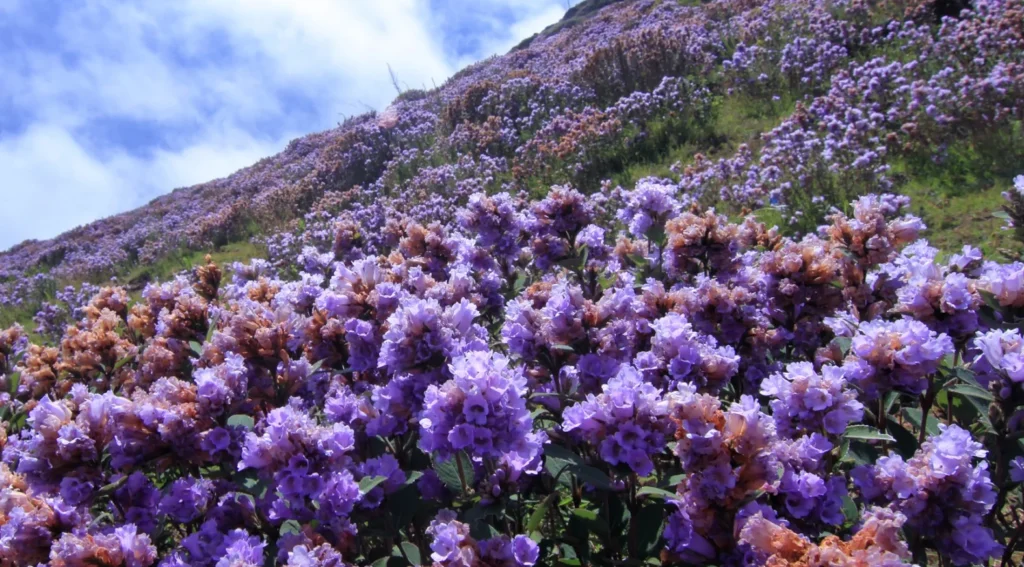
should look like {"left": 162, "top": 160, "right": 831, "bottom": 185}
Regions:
{"left": 470, "top": 519, "right": 501, "bottom": 540}
{"left": 403, "top": 471, "right": 424, "bottom": 486}
{"left": 7, "top": 371, "right": 20, "bottom": 396}
{"left": 571, "top": 464, "right": 614, "bottom": 491}
{"left": 189, "top": 341, "right": 204, "bottom": 356}
{"left": 833, "top": 337, "right": 852, "bottom": 356}
{"left": 545, "top": 444, "right": 585, "bottom": 487}
{"left": 205, "top": 319, "right": 217, "bottom": 344}
{"left": 226, "top": 414, "right": 255, "bottom": 430}
{"left": 308, "top": 359, "right": 325, "bottom": 374}
{"left": 637, "top": 486, "right": 677, "bottom": 500}
{"left": 95, "top": 475, "right": 129, "bottom": 498}
{"left": 949, "top": 383, "right": 994, "bottom": 402}
{"left": 550, "top": 344, "right": 575, "bottom": 353}
{"left": 949, "top": 392, "right": 994, "bottom": 434}
{"left": 112, "top": 355, "right": 135, "bottom": 372}
{"left": 387, "top": 483, "right": 421, "bottom": 529}
{"left": 843, "top": 425, "right": 895, "bottom": 443}
{"left": 954, "top": 366, "right": 981, "bottom": 387}
{"left": 647, "top": 224, "right": 667, "bottom": 247}
{"left": 994, "top": 210, "right": 1012, "bottom": 221}
{"left": 836, "top": 438, "right": 851, "bottom": 463}
{"left": 372, "top": 556, "right": 407, "bottom": 567}
{"left": 901, "top": 407, "right": 941, "bottom": 437}
{"left": 527, "top": 492, "right": 558, "bottom": 532}
{"left": 626, "top": 253, "right": 649, "bottom": 267}
{"left": 598, "top": 273, "right": 618, "bottom": 291}
{"left": 542, "top": 444, "right": 613, "bottom": 490}
{"left": 886, "top": 417, "right": 919, "bottom": 459}
{"left": 572, "top": 508, "right": 598, "bottom": 521}
{"left": 279, "top": 519, "right": 302, "bottom": 536}
{"left": 464, "top": 502, "right": 504, "bottom": 525}
{"left": 567, "top": 515, "right": 592, "bottom": 560}
{"left": 841, "top": 494, "right": 859, "bottom": 529}
{"left": 359, "top": 475, "right": 389, "bottom": 494}
{"left": 392, "top": 542, "right": 421, "bottom": 566}
{"left": 514, "top": 271, "right": 528, "bottom": 292}
{"left": 979, "top": 290, "right": 1002, "bottom": 311}
{"left": 883, "top": 391, "right": 899, "bottom": 414}
{"left": 599, "top": 495, "right": 628, "bottom": 540}
{"left": 235, "top": 469, "right": 269, "bottom": 499}
{"left": 631, "top": 503, "right": 666, "bottom": 557}
{"left": 433, "top": 451, "right": 472, "bottom": 493}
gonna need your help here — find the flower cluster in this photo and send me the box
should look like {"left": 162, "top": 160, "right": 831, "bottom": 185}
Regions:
{"left": 562, "top": 364, "right": 674, "bottom": 475}
{"left": 761, "top": 362, "right": 864, "bottom": 438}
{"left": 419, "top": 351, "right": 544, "bottom": 470}
{"left": 2, "top": 0, "right": 1024, "bottom": 565}
{"left": 842, "top": 318, "right": 953, "bottom": 399}
{"left": 426, "top": 510, "right": 538, "bottom": 567}
{"left": 852, "top": 425, "right": 1001, "bottom": 565}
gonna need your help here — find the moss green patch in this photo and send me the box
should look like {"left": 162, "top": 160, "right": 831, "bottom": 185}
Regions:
{"left": 122, "top": 240, "right": 266, "bottom": 290}
{"left": 899, "top": 170, "right": 1022, "bottom": 259}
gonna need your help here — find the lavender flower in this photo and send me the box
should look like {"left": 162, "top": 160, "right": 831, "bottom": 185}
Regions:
{"left": 843, "top": 318, "right": 953, "bottom": 399}
{"left": 419, "top": 351, "right": 544, "bottom": 470}
{"left": 852, "top": 425, "right": 1001, "bottom": 565}
{"left": 761, "top": 362, "right": 864, "bottom": 437}
{"left": 562, "top": 363, "right": 674, "bottom": 476}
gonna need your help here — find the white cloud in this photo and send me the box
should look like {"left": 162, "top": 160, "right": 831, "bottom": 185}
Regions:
{"left": 0, "top": 0, "right": 575, "bottom": 250}
{"left": 0, "top": 124, "right": 123, "bottom": 244}
{"left": 0, "top": 123, "right": 289, "bottom": 246}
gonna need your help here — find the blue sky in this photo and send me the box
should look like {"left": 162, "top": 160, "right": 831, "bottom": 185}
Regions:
{"left": 0, "top": 0, "right": 578, "bottom": 250}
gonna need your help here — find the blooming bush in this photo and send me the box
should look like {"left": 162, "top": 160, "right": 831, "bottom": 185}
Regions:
{"left": 3, "top": 0, "right": 1024, "bottom": 565}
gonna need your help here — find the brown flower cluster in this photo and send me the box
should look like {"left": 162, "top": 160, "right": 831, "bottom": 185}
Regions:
{"left": 739, "top": 507, "right": 912, "bottom": 566}
{"left": 0, "top": 463, "right": 56, "bottom": 566}
{"left": 56, "top": 308, "right": 137, "bottom": 393}
{"left": 663, "top": 210, "right": 779, "bottom": 280}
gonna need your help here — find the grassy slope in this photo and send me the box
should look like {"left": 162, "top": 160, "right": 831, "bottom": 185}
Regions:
{"left": 0, "top": 241, "right": 266, "bottom": 332}
{"left": 6, "top": 0, "right": 1022, "bottom": 331}
{"left": 9, "top": 88, "right": 1017, "bottom": 334}
{"left": 611, "top": 91, "right": 1022, "bottom": 259}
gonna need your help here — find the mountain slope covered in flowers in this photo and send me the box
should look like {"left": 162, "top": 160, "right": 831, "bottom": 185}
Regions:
{"left": 3, "top": 0, "right": 1024, "bottom": 566}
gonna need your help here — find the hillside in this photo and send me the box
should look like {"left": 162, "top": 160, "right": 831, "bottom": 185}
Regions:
{"left": 3, "top": 0, "right": 1024, "bottom": 566}
{"left": 2, "top": 0, "right": 1021, "bottom": 325}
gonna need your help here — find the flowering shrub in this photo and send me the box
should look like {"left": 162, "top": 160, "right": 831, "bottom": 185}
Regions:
{"left": 3, "top": 0, "right": 1024, "bottom": 566}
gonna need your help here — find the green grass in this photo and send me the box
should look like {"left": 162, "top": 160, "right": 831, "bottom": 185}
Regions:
{"left": 897, "top": 165, "right": 1022, "bottom": 259}
{"left": 610, "top": 93, "right": 797, "bottom": 190}
{"left": 0, "top": 240, "right": 266, "bottom": 337}
{"left": 122, "top": 240, "right": 266, "bottom": 290}
{"left": 596, "top": 86, "right": 1023, "bottom": 260}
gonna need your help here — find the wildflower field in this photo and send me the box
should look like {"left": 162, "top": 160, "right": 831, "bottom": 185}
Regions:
{"left": 3, "top": 0, "right": 1024, "bottom": 565}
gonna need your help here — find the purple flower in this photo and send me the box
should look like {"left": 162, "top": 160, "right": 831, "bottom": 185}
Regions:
{"left": 971, "top": 328, "right": 1024, "bottom": 394}
{"left": 853, "top": 425, "right": 1000, "bottom": 565}
{"left": 562, "top": 363, "right": 674, "bottom": 476}
{"left": 379, "top": 296, "right": 487, "bottom": 376}
{"left": 644, "top": 312, "right": 739, "bottom": 392}
{"left": 194, "top": 352, "right": 248, "bottom": 416}
{"left": 215, "top": 529, "right": 265, "bottom": 567}
{"left": 159, "top": 478, "right": 216, "bottom": 524}
{"left": 617, "top": 179, "right": 680, "bottom": 238}
{"left": 843, "top": 318, "right": 953, "bottom": 399}
{"left": 511, "top": 535, "right": 539, "bottom": 567}
{"left": 761, "top": 362, "right": 864, "bottom": 437}
{"left": 663, "top": 503, "right": 716, "bottom": 563}
{"left": 419, "top": 351, "right": 544, "bottom": 471}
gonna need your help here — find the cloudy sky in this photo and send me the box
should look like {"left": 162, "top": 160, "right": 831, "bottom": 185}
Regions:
{"left": 0, "top": 0, "right": 578, "bottom": 250}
